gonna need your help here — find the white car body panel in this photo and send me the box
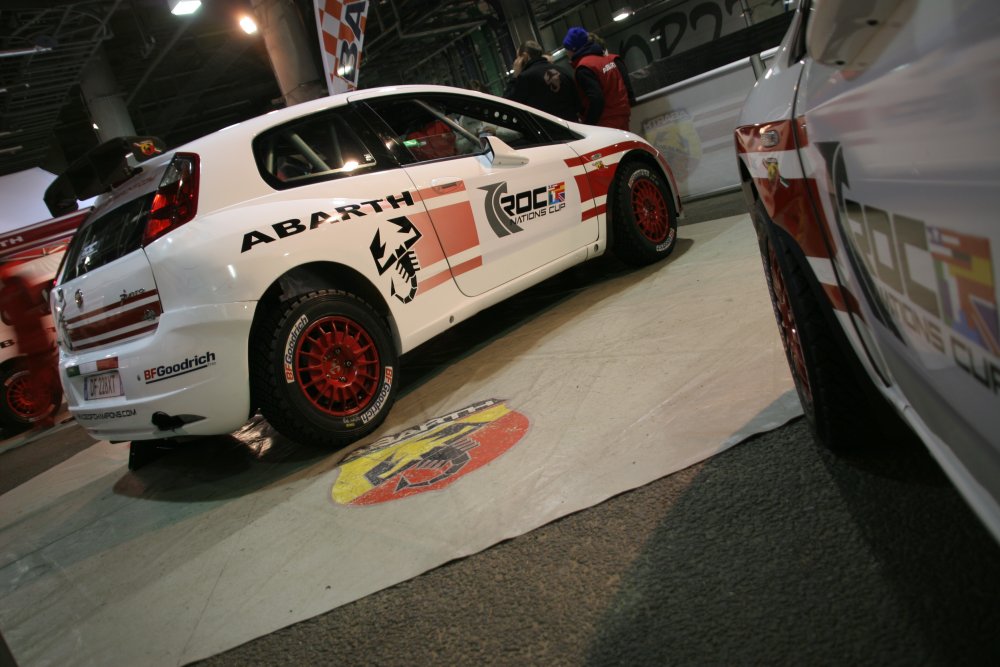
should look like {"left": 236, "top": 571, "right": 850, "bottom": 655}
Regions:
{"left": 736, "top": 0, "right": 1000, "bottom": 540}
{"left": 51, "top": 84, "right": 680, "bottom": 442}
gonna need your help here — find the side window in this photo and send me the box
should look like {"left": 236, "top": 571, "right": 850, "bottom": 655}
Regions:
{"left": 366, "top": 94, "right": 552, "bottom": 164}
{"left": 254, "top": 111, "right": 378, "bottom": 189}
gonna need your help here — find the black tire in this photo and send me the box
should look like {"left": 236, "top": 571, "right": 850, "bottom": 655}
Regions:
{"left": 753, "top": 200, "right": 890, "bottom": 449}
{"left": 0, "top": 359, "right": 61, "bottom": 431}
{"left": 251, "top": 289, "right": 398, "bottom": 447}
{"left": 610, "top": 161, "right": 678, "bottom": 266}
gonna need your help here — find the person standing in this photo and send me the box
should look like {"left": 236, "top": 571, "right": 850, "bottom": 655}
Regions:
{"left": 562, "top": 27, "right": 636, "bottom": 131}
{"left": 504, "top": 40, "right": 581, "bottom": 122}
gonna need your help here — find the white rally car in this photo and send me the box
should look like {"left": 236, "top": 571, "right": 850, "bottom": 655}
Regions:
{"left": 735, "top": 0, "right": 1000, "bottom": 540}
{"left": 49, "top": 85, "right": 679, "bottom": 461}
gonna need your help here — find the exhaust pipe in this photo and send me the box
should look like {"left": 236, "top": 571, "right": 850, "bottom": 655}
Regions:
{"left": 151, "top": 411, "right": 204, "bottom": 431}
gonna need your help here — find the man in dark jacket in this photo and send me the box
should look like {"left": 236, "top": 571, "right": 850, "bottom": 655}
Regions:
{"left": 504, "top": 40, "right": 581, "bottom": 122}
{"left": 562, "top": 27, "right": 636, "bottom": 131}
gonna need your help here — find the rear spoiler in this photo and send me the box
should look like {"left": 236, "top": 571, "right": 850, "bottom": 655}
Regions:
{"left": 44, "top": 136, "right": 166, "bottom": 217}
{"left": 0, "top": 207, "right": 91, "bottom": 262}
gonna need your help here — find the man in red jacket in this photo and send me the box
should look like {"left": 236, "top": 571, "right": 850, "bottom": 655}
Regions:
{"left": 562, "top": 26, "right": 636, "bottom": 131}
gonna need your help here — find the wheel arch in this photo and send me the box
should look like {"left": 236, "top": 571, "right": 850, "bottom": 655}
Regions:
{"left": 609, "top": 149, "right": 681, "bottom": 219}
{"left": 250, "top": 261, "right": 401, "bottom": 358}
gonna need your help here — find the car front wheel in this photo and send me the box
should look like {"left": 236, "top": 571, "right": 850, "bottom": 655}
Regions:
{"left": 252, "top": 289, "right": 398, "bottom": 447}
{"left": 610, "top": 161, "right": 678, "bottom": 266}
{"left": 753, "top": 200, "right": 891, "bottom": 449}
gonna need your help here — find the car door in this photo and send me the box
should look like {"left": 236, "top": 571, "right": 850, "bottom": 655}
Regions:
{"left": 795, "top": 0, "right": 1000, "bottom": 452}
{"left": 357, "top": 92, "right": 595, "bottom": 297}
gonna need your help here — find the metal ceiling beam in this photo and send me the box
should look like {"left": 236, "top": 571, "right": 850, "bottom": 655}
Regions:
{"left": 125, "top": 16, "right": 194, "bottom": 106}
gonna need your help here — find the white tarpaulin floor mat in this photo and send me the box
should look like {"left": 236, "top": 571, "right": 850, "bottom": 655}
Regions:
{"left": 0, "top": 213, "right": 801, "bottom": 666}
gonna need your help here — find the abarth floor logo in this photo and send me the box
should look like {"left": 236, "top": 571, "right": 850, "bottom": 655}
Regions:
{"left": 331, "top": 398, "right": 529, "bottom": 505}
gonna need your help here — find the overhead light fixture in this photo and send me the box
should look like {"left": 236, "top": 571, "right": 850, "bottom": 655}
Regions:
{"left": 612, "top": 7, "right": 632, "bottom": 21}
{"left": 168, "top": 0, "right": 201, "bottom": 16}
{"left": 239, "top": 15, "right": 258, "bottom": 34}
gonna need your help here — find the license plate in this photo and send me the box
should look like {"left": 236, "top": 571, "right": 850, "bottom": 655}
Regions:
{"left": 84, "top": 371, "right": 123, "bottom": 400}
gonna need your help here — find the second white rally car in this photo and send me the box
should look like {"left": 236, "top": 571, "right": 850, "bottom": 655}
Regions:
{"left": 735, "top": 0, "right": 1000, "bottom": 540}
{"left": 48, "top": 85, "right": 680, "bottom": 457}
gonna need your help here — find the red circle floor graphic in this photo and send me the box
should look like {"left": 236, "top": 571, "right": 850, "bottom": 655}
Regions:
{"left": 331, "top": 398, "right": 529, "bottom": 506}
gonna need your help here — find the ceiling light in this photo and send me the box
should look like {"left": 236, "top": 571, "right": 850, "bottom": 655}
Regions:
{"left": 612, "top": 7, "right": 632, "bottom": 21}
{"left": 239, "top": 16, "right": 258, "bottom": 34}
{"left": 168, "top": 0, "right": 201, "bottom": 16}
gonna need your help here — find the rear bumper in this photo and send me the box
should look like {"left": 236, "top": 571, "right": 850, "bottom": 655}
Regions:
{"left": 60, "top": 301, "right": 256, "bottom": 441}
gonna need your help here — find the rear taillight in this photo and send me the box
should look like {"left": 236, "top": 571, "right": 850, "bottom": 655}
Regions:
{"left": 143, "top": 152, "right": 200, "bottom": 246}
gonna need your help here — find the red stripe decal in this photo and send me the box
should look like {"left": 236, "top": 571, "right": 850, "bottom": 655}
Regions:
{"left": 574, "top": 172, "right": 594, "bottom": 202}
{"left": 67, "top": 301, "right": 163, "bottom": 343}
{"left": 64, "top": 290, "right": 161, "bottom": 325}
{"left": 566, "top": 141, "right": 679, "bottom": 214}
{"left": 416, "top": 267, "right": 455, "bottom": 295}
{"left": 448, "top": 255, "right": 483, "bottom": 278}
{"left": 415, "top": 201, "right": 479, "bottom": 261}
{"left": 71, "top": 323, "right": 159, "bottom": 351}
{"left": 582, "top": 203, "right": 606, "bottom": 221}
{"left": 417, "top": 256, "right": 486, "bottom": 296}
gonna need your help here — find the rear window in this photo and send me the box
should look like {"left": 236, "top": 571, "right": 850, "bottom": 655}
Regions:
{"left": 253, "top": 111, "right": 378, "bottom": 189}
{"left": 60, "top": 195, "right": 152, "bottom": 282}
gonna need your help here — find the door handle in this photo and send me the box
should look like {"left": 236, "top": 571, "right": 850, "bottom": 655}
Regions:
{"left": 431, "top": 177, "right": 462, "bottom": 192}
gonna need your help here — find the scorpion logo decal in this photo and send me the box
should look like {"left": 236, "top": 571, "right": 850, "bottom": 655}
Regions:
{"left": 369, "top": 215, "right": 422, "bottom": 304}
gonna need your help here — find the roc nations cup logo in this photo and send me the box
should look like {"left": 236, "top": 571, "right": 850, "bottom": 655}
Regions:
{"left": 331, "top": 399, "right": 529, "bottom": 506}
{"left": 479, "top": 181, "right": 566, "bottom": 238}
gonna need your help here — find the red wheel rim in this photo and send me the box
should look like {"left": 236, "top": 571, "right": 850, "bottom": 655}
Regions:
{"left": 768, "top": 243, "right": 812, "bottom": 404}
{"left": 293, "top": 316, "right": 381, "bottom": 417}
{"left": 630, "top": 178, "right": 670, "bottom": 244}
{"left": 6, "top": 371, "right": 49, "bottom": 421}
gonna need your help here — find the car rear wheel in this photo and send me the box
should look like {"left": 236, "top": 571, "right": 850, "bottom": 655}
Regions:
{"left": 251, "top": 289, "right": 398, "bottom": 447}
{"left": 610, "top": 162, "right": 678, "bottom": 266}
{"left": 753, "top": 201, "right": 888, "bottom": 449}
{"left": 0, "top": 360, "right": 61, "bottom": 431}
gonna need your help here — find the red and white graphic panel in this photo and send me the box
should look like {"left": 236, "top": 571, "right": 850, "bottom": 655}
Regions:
{"left": 314, "top": 0, "right": 369, "bottom": 95}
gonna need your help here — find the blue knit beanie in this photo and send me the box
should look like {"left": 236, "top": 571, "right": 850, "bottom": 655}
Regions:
{"left": 562, "top": 27, "right": 589, "bottom": 51}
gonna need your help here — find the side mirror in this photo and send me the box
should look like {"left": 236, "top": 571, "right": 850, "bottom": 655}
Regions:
{"left": 805, "top": 0, "right": 911, "bottom": 70}
{"left": 484, "top": 135, "right": 529, "bottom": 167}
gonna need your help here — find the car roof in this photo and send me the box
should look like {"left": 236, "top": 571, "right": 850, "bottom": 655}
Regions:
{"left": 174, "top": 84, "right": 506, "bottom": 152}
